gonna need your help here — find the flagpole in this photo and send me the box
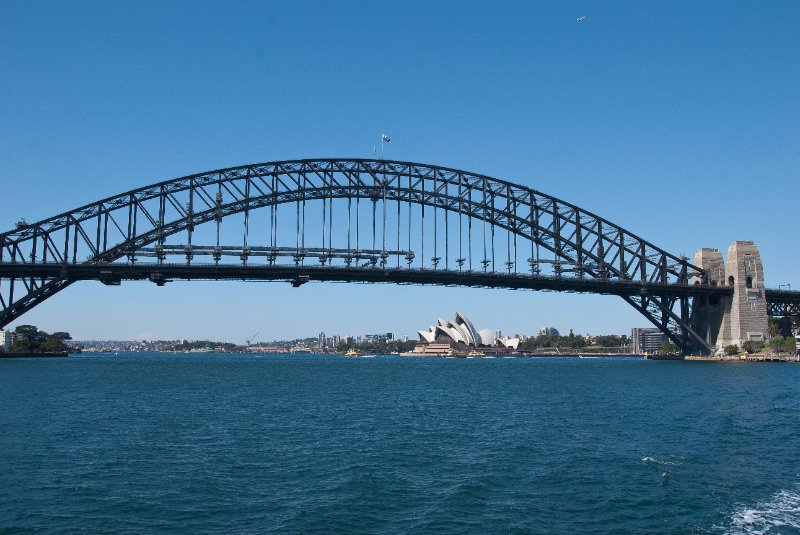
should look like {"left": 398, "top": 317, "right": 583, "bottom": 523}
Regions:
{"left": 380, "top": 133, "right": 390, "bottom": 160}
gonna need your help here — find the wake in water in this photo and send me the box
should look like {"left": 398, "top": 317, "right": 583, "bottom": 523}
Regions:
{"left": 641, "top": 456, "right": 682, "bottom": 487}
{"left": 641, "top": 456, "right": 681, "bottom": 466}
{"left": 721, "top": 484, "right": 800, "bottom": 534}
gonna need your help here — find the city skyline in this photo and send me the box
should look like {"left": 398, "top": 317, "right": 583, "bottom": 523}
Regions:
{"left": 2, "top": 1, "right": 797, "bottom": 340}
{"left": 48, "top": 320, "right": 628, "bottom": 345}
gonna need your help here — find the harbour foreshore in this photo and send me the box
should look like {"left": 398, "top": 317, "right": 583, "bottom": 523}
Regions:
{"left": 684, "top": 353, "right": 799, "bottom": 362}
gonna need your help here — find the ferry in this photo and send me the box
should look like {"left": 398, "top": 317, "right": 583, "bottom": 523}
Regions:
{"left": 344, "top": 348, "right": 360, "bottom": 357}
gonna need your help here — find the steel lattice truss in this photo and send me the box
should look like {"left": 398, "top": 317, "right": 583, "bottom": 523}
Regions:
{"left": 1, "top": 158, "right": 741, "bottom": 352}
{"left": 765, "top": 289, "right": 800, "bottom": 317}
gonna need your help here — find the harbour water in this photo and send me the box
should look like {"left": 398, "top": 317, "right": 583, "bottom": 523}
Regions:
{"left": 1, "top": 353, "right": 799, "bottom": 534}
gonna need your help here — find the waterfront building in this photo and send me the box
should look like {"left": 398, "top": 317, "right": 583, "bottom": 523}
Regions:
{"left": 631, "top": 328, "right": 666, "bottom": 353}
{"left": 0, "top": 329, "right": 12, "bottom": 349}
{"left": 405, "top": 312, "right": 520, "bottom": 356}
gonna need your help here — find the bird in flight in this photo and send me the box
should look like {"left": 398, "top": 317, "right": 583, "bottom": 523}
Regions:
{"left": 577, "top": 15, "right": 586, "bottom": 21}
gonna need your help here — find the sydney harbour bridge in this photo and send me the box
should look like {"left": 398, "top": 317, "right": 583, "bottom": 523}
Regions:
{"left": 1, "top": 158, "right": 798, "bottom": 354}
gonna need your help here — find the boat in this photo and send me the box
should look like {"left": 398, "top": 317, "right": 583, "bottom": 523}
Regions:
{"left": 344, "top": 348, "right": 360, "bottom": 357}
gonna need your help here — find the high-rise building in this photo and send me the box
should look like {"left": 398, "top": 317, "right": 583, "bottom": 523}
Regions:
{"left": 318, "top": 332, "right": 326, "bottom": 349}
{"left": 631, "top": 328, "right": 666, "bottom": 353}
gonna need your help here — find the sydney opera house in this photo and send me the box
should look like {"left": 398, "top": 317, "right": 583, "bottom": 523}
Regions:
{"left": 401, "top": 312, "right": 520, "bottom": 357}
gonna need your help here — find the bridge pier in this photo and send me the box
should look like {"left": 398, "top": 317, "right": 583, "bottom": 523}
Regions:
{"left": 694, "top": 241, "right": 769, "bottom": 353}
{"left": 691, "top": 248, "right": 726, "bottom": 350}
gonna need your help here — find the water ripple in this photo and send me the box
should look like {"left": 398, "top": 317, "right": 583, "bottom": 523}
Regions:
{"left": 1, "top": 353, "right": 799, "bottom": 534}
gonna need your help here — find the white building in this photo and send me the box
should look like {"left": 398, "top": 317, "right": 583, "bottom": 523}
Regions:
{"left": 416, "top": 312, "right": 520, "bottom": 350}
{"left": 0, "top": 329, "right": 13, "bottom": 350}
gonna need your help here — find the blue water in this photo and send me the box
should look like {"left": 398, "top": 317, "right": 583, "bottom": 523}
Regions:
{"left": 1, "top": 353, "right": 799, "bottom": 534}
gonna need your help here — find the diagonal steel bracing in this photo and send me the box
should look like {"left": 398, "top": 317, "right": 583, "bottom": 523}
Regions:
{"left": 1, "top": 158, "right": 763, "bottom": 354}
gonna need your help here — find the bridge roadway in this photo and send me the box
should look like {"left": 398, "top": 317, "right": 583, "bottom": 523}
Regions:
{"left": 0, "top": 261, "right": 734, "bottom": 298}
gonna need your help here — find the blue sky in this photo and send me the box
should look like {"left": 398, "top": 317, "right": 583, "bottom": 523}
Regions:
{"left": 1, "top": 1, "right": 798, "bottom": 342}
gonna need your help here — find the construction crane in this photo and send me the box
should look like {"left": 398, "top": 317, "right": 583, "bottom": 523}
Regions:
{"left": 246, "top": 331, "right": 259, "bottom": 346}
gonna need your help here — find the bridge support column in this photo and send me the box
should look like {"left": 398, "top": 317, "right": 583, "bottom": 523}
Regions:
{"left": 693, "top": 242, "right": 770, "bottom": 354}
{"left": 716, "top": 241, "right": 769, "bottom": 352}
{"left": 692, "top": 248, "right": 726, "bottom": 351}
{"left": 693, "top": 241, "right": 767, "bottom": 352}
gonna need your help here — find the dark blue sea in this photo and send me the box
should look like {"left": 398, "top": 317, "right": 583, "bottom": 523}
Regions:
{"left": 1, "top": 353, "right": 799, "bottom": 534}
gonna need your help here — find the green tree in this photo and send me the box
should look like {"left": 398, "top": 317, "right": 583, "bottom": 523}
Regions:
{"left": 13, "top": 325, "right": 47, "bottom": 350}
{"left": 742, "top": 340, "right": 765, "bottom": 354}
{"left": 10, "top": 325, "right": 71, "bottom": 353}
{"left": 11, "top": 339, "right": 30, "bottom": 352}
{"left": 767, "top": 318, "right": 781, "bottom": 338}
{"left": 724, "top": 344, "right": 740, "bottom": 356}
{"left": 768, "top": 337, "right": 796, "bottom": 354}
{"left": 49, "top": 332, "right": 72, "bottom": 341}
{"left": 39, "top": 336, "right": 69, "bottom": 353}
{"left": 595, "top": 335, "right": 627, "bottom": 348}
{"left": 658, "top": 341, "right": 679, "bottom": 354}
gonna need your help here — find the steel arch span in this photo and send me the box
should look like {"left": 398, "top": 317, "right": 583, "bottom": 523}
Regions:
{"left": 0, "top": 158, "right": 730, "bottom": 353}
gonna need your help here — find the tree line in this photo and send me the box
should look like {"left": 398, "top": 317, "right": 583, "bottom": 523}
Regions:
{"left": 3, "top": 325, "right": 72, "bottom": 353}
{"left": 518, "top": 333, "right": 628, "bottom": 351}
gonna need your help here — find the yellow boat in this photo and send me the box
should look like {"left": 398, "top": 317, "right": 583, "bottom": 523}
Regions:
{"left": 344, "top": 348, "right": 360, "bottom": 357}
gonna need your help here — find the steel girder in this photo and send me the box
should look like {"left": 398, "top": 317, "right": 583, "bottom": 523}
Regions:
{"left": 765, "top": 289, "right": 800, "bottom": 317}
{"left": 0, "top": 158, "right": 724, "bottom": 352}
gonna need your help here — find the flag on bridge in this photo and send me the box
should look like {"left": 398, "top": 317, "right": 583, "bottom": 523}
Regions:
{"left": 381, "top": 133, "right": 391, "bottom": 142}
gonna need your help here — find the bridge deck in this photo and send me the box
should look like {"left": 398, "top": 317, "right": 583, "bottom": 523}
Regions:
{"left": 0, "top": 262, "right": 733, "bottom": 298}
{"left": 764, "top": 289, "right": 800, "bottom": 316}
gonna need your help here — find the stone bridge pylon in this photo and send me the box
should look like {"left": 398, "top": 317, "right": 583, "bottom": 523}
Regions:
{"left": 693, "top": 241, "right": 769, "bottom": 353}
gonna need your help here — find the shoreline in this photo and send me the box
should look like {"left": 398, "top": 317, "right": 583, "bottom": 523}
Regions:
{"left": 684, "top": 353, "right": 799, "bottom": 362}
